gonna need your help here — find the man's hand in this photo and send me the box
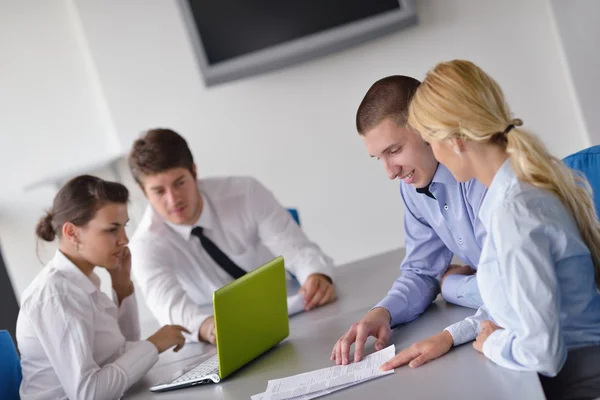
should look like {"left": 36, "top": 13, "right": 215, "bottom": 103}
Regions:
{"left": 331, "top": 307, "right": 391, "bottom": 365}
{"left": 473, "top": 320, "right": 501, "bottom": 353}
{"left": 299, "top": 273, "right": 336, "bottom": 311}
{"left": 440, "top": 264, "right": 475, "bottom": 287}
{"left": 109, "top": 247, "right": 134, "bottom": 305}
{"left": 199, "top": 316, "right": 216, "bottom": 344}
{"left": 380, "top": 330, "right": 454, "bottom": 371}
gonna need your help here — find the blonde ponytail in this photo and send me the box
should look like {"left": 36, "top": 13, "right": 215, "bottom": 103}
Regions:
{"left": 505, "top": 125, "right": 600, "bottom": 288}
{"left": 408, "top": 59, "right": 600, "bottom": 288}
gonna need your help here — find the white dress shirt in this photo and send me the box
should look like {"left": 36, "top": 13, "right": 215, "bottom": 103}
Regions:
{"left": 16, "top": 250, "right": 159, "bottom": 400}
{"left": 130, "top": 176, "right": 334, "bottom": 340}
{"left": 445, "top": 160, "right": 600, "bottom": 376}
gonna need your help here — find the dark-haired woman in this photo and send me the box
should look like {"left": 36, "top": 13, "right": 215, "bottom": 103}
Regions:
{"left": 17, "top": 175, "right": 189, "bottom": 400}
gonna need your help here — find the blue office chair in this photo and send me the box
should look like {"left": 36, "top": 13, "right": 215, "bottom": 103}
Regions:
{"left": 563, "top": 145, "right": 600, "bottom": 216}
{"left": 287, "top": 208, "right": 301, "bottom": 226}
{"left": 0, "top": 330, "right": 21, "bottom": 400}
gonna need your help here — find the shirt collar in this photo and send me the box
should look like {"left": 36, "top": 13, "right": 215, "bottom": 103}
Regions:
{"left": 430, "top": 163, "right": 456, "bottom": 185}
{"left": 416, "top": 184, "right": 436, "bottom": 199}
{"left": 51, "top": 250, "right": 100, "bottom": 294}
{"left": 414, "top": 163, "right": 451, "bottom": 198}
{"left": 478, "top": 158, "right": 515, "bottom": 229}
{"left": 163, "top": 190, "right": 215, "bottom": 241}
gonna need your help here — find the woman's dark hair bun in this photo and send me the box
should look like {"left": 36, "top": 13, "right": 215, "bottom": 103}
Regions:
{"left": 36, "top": 212, "right": 56, "bottom": 242}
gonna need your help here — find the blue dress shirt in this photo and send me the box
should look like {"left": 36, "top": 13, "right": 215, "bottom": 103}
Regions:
{"left": 376, "top": 164, "right": 487, "bottom": 326}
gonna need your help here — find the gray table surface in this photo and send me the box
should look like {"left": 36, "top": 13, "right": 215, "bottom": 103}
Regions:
{"left": 125, "top": 249, "right": 545, "bottom": 400}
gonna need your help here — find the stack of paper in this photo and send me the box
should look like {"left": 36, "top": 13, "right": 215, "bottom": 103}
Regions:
{"left": 251, "top": 345, "right": 395, "bottom": 400}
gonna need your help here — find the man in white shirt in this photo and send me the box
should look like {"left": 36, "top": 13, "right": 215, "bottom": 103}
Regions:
{"left": 128, "top": 128, "right": 336, "bottom": 344}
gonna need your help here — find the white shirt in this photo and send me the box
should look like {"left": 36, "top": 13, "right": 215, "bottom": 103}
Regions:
{"left": 445, "top": 160, "right": 600, "bottom": 376}
{"left": 130, "top": 176, "right": 334, "bottom": 340}
{"left": 16, "top": 250, "right": 159, "bottom": 400}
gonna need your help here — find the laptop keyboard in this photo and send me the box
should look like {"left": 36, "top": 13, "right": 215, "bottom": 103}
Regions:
{"left": 171, "top": 354, "right": 219, "bottom": 384}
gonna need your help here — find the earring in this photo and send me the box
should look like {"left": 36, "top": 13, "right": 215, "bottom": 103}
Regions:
{"left": 454, "top": 147, "right": 460, "bottom": 154}
{"left": 75, "top": 241, "right": 79, "bottom": 252}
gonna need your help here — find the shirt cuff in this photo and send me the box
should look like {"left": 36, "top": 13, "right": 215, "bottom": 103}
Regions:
{"left": 482, "top": 328, "right": 503, "bottom": 361}
{"left": 440, "top": 274, "right": 462, "bottom": 304}
{"left": 187, "top": 313, "right": 213, "bottom": 343}
{"left": 113, "top": 290, "right": 141, "bottom": 341}
{"left": 293, "top": 262, "right": 334, "bottom": 286}
{"left": 367, "top": 306, "right": 392, "bottom": 324}
{"left": 116, "top": 340, "right": 159, "bottom": 385}
{"left": 444, "top": 320, "right": 478, "bottom": 346}
{"left": 373, "top": 296, "right": 401, "bottom": 326}
{"left": 441, "top": 274, "right": 483, "bottom": 309}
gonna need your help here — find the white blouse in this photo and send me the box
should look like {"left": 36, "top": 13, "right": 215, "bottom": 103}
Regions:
{"left": 16, "top": 250, "right": 159, "bottom": 400}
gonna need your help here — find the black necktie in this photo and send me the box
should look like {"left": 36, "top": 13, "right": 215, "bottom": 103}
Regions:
{"left": 191, "top": 227, "right": 247, "bottom": 280}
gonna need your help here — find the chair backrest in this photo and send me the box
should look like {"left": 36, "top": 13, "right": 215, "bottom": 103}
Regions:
{"left": 287, "top": 208, "right": 301, "bottom": 226}
{"left": 563, "top": 145, "right": 600, "bottom": 217}
{"left": 0, "top": 330, "right": 21, "bottom": 400}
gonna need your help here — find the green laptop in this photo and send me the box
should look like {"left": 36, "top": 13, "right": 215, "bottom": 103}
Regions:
{"left": 150, "top": 256, "right": 290, "bottom": 392}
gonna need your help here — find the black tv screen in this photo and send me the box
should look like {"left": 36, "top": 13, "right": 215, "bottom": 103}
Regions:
{"left": 188, "top": 0, "right": 402, "bottom": 65}
{"left": 179, "top": 0, "right": 417, "bottom": 86}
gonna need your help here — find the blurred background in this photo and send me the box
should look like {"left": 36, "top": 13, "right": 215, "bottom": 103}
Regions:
{"left": 1, "top": 0, "right": 598, "bottom": 337}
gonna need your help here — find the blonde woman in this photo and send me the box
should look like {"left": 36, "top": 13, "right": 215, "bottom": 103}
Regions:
{"left": 380, "top": 60, "right": 600, "bottom": 399}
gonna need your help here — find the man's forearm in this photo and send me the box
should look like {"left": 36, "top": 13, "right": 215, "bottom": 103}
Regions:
{"left": 374, "top": 271, "right": 439, "bottom": 326}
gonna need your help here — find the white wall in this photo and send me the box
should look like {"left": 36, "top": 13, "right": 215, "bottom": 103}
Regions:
{"left": 73, "top": 0, "right": 588, "bottom": 262}
{"left": 550, "top": 0, "right": 600, "bottom": 145}
{"left": 0, "top": 0, "right": 590, "bottom": 332}
{"left": 0, "top": 0, "right": 120, "bottom": 297}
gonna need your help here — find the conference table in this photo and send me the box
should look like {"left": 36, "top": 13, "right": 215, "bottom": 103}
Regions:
{"left": 125, "top": 249, "right": 546, "bottom": 400}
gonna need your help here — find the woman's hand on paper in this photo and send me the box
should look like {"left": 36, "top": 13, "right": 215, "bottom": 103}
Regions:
{"left": 380, "top": 330, "right": 454, "bottom": 371}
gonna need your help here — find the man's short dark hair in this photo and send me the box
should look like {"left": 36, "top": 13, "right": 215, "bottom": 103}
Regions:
{"left": 356, "top": 75, "right": 421, "bottom": 135}
{"left": 128, "top": 128, "right": 195, "bottom": 187}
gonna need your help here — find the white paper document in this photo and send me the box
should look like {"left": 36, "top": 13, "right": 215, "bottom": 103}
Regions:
{"left": 250, "top": 376, "right": 381, "bottom": 400}
{"left": 251, "top": 345, "right": 396, "bottom": 400}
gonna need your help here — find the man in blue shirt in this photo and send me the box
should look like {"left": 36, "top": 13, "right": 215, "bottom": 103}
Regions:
{"left": 331, "top": 76, "right": 488, "bottom": 365}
